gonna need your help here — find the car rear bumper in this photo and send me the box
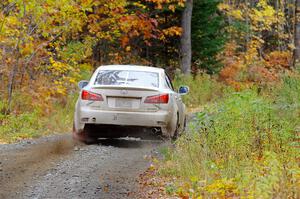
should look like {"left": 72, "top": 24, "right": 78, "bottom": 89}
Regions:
{"left": 78, "top": 108, "right": 170, "bottom": 128}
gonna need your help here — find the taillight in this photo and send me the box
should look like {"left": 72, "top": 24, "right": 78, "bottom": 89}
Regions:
{"left": 81, "top": 90, "right": 103, "bottom": 101}
{"left": 144, "top": 94, "right": 169, "bottom": 104}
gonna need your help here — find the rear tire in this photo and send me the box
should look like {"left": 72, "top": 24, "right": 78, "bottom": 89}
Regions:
{"left": 73, "top": 123, "right": 97, "bottom": 144}
{"left": 171, "top": 116, "right": 180, "bottom": 141}
{"left": 182, "top": 116, "right": 187, "bottom": 132}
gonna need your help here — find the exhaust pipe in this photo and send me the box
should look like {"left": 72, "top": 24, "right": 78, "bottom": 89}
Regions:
{"left": 151, "top": 127, "right": 161, "bottom": 134}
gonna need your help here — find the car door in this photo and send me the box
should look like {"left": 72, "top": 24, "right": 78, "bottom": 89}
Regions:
{"left": 165, "top": 73, "right": 185, "bottom": 127}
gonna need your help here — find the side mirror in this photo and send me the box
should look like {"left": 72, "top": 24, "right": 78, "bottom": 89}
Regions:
{"left": 78, "top": 80, "right": 89, "bottom": 89}
{"left": 178, "top": 86, "right": 189, "bottom": 95}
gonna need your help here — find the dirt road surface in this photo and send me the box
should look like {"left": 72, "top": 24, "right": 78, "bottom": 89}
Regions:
{"left": 0, "top": 134, "right": 164, "bottom": 199}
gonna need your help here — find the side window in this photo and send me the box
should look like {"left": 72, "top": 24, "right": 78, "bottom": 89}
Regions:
{"left": 165, "top": 73, "right": 174, "bottom": 91}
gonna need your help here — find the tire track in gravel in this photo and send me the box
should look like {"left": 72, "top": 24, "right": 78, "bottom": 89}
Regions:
{"left": 0, "top": 134, "right": 164, "bottom": 199}
{"left": 0, "top": 135, "right": 75, "bottom": 199}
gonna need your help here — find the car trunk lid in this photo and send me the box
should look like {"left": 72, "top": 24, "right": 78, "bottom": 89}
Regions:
{"left": 90, "top": 85, "right": 160, "bottom": 112}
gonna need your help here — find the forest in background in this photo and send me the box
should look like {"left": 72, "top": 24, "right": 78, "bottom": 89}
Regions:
{"left": 0, "top": 0, "right": 299, "bottom": 115}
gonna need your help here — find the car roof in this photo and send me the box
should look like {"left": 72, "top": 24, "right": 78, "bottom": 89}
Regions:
{"left": 96, "top": 65, "right": 165, "bottom": 73}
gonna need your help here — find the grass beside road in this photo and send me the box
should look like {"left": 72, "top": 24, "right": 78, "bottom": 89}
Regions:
{"left": 158, "top": 75, "right": 300, "bottom": 198}
{"left": 173, "top": 74, "right": 226, "bottom": 109}
{"left": 0, "top": 94, "right": 76, "bottom": 143}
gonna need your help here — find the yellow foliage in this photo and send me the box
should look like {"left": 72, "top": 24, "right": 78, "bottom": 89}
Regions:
{"left": 229, "top": 9, "right": 244, "bottom": 20}
{"left": 205, "top": 179, "right": 238, "bottom": 198}
{"left": 250, "top": 0, "right": 279, "bottom": 32}
{"left": 162, "top": 26, "right": 182, "bottom": 37}
{"left": 20, "top": 42, "right": 34, "bottom": 56}
{"left": 132, "top": 2, "right": 147, "bottom": 9}
{"left": 244, "top": 40, "right": 261, "bottom": 65}
{"left": 217, "top": 3, "right": 230, "bottom": 11}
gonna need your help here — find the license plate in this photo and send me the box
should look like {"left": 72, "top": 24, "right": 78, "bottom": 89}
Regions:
{"left": 115, "top": 98, "right": 133, "bottom": 108}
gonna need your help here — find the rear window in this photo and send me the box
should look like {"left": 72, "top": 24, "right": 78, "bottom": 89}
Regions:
{"left": 94, "top": 70, "right": 159, "bottom": 88}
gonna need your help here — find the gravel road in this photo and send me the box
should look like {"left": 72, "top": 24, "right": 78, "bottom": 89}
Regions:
{"left": 0, "top": 134, "right": 165, "bottom": 199}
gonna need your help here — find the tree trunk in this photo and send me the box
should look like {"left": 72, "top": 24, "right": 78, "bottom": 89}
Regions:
{"left": 180, "top": 0, "right": 193, "bottom": 75}
{"left": 7, "top": 36, "right": 21, "bottom": 114}
{"left": 294, "top": 0, "right": 300, "bottom": 66}
{"left": 7, "top": 63, "right": 18, "bottom": 111}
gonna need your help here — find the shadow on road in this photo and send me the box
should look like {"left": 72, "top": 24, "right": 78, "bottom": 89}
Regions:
{"left": 96, "top": 138, "right": 164, "bottom": 149}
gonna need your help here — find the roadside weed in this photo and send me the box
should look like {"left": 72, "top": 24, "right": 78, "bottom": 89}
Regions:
{"left": 173, "top": 74, "right": 226, "bottom": 108}
{"left": 160, "top": 76, "right": 300, "bottom": 198}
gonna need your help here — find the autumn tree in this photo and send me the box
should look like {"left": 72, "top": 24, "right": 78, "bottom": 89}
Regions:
{"left": 0, "top": 0, "right": 100, "bottom": 112}
{"left": 0, "top": 0, "right": 186, "bottom": 114}
{"left": 83, "top": 0, "right": 185, "bottom": 69}
{"left": 218, "top": 0, "right": 296, "bottom": 86}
